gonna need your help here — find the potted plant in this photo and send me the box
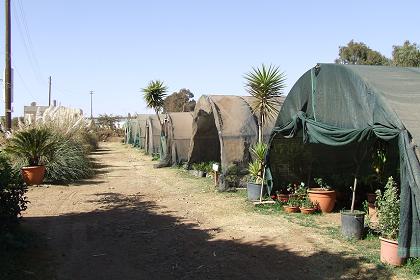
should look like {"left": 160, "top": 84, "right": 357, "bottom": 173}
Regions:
{"left": 376, "top": 177, "right": 405, "bottom": 266}
{"left": 299, "top": 196, "right": 316, "bottom": 214}
{"left": 340, "top": 175, "right": 365, "bottom": 240}
{"left": 247, "top": 142, "right": 267, "bottom": 201}
{"left": 283, "top": 196, "right": 301, "bottom": 213}
{"left": 308, "top": 177, "right": 336, "bottom": 213}
{"left": 5, "top": 128, "right": 56, "bottom": 185}
{"left": 191, "top": 163, "right": 206, "bottom": 177}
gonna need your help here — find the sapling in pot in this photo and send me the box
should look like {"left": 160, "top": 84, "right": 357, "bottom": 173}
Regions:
{"left": 340, "top": 144, "right": 368, "bottom": 240}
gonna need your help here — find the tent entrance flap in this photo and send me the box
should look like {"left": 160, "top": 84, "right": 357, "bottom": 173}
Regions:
{"left": 268, "top": 64, "right": 420, "bottom": 258}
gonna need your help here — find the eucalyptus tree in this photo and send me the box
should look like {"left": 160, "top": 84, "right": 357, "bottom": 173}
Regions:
{"left": 244, "top": 64, "right": 286, "bottom": 143}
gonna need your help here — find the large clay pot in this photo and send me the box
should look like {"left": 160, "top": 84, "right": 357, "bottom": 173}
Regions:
{"left": 379, "top": 237, "right": 406, "bottom": 266}
{"left": 21, "top": 165, "right": 46, "bottom": 186}
{"left": 308, "top": 188, "right": 336, "bottom": 213}
{"left": 368, "top": 203, "right": 379, "bottom": 228}
{"left": 366, "top": 193, "right": 376, "bottom": 204}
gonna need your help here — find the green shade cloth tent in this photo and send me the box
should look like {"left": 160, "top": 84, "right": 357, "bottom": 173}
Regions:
{"left": 165, "top": 112, "right": 194, "bottom": 165}
{"left": 145, "top": 114, "right": 163, "bottom": 155}
{"left": 267, "top": 63, "right": 420, "bottom": 257}
{"left": 124, "top": 114, "right": 150, "bottom": 148}
{"left": 188, "top": 95, "right": 285, "bottom": 172}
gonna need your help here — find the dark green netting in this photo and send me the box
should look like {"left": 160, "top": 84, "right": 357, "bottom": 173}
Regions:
{"left": 267, "top": 64, "right": 420, "bottom": 257}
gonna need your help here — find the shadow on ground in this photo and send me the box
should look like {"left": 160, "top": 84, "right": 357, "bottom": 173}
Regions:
{"left": 3, "top": 193, "right": 392, "bottom": 280}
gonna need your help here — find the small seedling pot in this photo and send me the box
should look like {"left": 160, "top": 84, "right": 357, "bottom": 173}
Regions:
{"left": 283, "top": 205, "right": 300, "bottom": 213}
{"left": 340, "top": 210, "right": 365, "bottom": 240}
{"left": 300, "top": 207, "right": 316, "bottom": 214}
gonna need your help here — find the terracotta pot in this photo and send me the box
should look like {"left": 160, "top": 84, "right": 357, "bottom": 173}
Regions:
{"left": 277, "top": 194, "right": 289, "bottom": 203}
{"left": 299, "top": 207, "right": 316, "bottom": 214}
{"left": 379, "top": 237, "right": 406, "bottom": 266}
{"left": 21, "top": 165, "right": 46, "bottom": 186}
{"left": 368, "top": 203, "right": 378, "bottom": 228}
{"left": 367, "top": 193, "right": 376, "bottom": 204}
{"left": 308, "top": 188, "right": 336, "bottom": 213}
{"left": 283, "top": 205, "right": 300, "bottom": 213}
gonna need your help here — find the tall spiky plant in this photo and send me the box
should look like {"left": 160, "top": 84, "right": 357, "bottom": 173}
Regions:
{"left": 244, "top": 64, "right": 286, "bottom": 143}
{"left": 142, "top": 80, "right": 168, "bottom": 133}
{"left": 4, "top": 128, "right": 57, "bottom": 166}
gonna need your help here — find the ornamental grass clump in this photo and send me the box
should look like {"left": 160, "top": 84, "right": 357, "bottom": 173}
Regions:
{"left": 44, "top": 134, "right": 93, "bottom": 183}
{"left": 375, "top": 176, "right": 400, "bottom": 240}
{"left": 10, "top": 106, "right": 97, "bottom": 184}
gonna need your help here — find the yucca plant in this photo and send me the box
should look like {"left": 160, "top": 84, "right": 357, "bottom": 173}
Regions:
{"left": 244, "top": 64, "right": 286, "bottom": 143}
{"left": 248, "top": 142, "right": 268, "bottom": 184}
{"left": 4, "top": 128, "right": 57, "bottom": 166}
{"left": 142, "top": 80, "right": 167, "bottom": 134}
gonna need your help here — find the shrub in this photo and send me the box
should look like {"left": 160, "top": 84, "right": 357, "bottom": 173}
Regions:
{"left": 0, "top": 153, "right": 28, "bottom": 227}
{"left": 375, "top": 176, "right": 400, "bottom": 240}
{"left": 44, "top": 134, "right": 93, "bottom": 183}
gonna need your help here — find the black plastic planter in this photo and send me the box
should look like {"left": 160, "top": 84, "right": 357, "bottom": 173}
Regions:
{"left": 340, "top": 210, "right": 366, "bottom": 240}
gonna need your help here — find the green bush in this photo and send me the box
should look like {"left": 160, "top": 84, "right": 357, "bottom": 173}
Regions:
{"left": 4, "top": 127, "right": 57, "bottom": 166}
{"left": 44, "top": 134, "right": 93, "bottom": 183}
{"left": 375, "top": 176, "right": 400, "bottom": 240}
{"left": 0, "top": 153, "right": 28, "bottom": 227}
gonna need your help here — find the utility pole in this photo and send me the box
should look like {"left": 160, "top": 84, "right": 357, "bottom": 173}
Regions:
{"left": 4, "top": 0, "right": 12, "bottom": 130}
{"left": 48, "top": 76, "right": 52, "bottom": 106}
{"left": 89, "top": 90, "right": 94, "bottom": 119}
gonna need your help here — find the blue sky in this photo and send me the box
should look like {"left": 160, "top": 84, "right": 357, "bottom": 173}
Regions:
{"left": 0, "top": 0, "right": 419, "bottom": 117}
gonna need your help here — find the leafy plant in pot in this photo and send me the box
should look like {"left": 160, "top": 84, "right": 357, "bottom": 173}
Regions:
{"left": 5, "top": 128, "right": 56, "bottom": 185}
{"left": 300, "top": 196, "right": 316, "bottom": 214}
{"left": 308, "top": 177, "right": 336, "bottom": 213}
{"left": 283, "top": 196, "right": 301, "bottom": 213}
{"left": 376, "top": 177, "right": 405, "bottom": 266}
{"left": 247, "top": 142, "right": 267, "bottom": 201}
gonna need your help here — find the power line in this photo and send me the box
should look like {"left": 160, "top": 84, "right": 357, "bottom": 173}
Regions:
{"left": 14, "top": 67, "right": 38, "bottom": 101}
{"left": 11, "top": 0, "right": 44, "bottom": 85}
{"left": 16, "top": 0, "right": 44, "bottom": 81}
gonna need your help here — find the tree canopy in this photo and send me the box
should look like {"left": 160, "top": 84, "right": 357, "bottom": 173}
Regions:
{"left": 392, "top": 41, "right": 420, "bottom": 67}
{"left": 163, "top": 88, "right": 196, "bottom": 112}
{"left": 336, "top": 40, "right": 420, "bottom": 67}
{"left": 335, "top": 40, "right": 390, "bottom": 65}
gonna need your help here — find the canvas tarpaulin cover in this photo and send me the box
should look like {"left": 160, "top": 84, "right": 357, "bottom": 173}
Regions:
{"left": 166, "top": 112, "right": 193, "bottom": 165}
{"left": 268, "top": 63, "right": 420, "bottom": 257}
{"left": 188, "top": 95, "right": 284, "bottom": 172}
{"left": 145, "top": 114, "right": 163, "bottom": 155}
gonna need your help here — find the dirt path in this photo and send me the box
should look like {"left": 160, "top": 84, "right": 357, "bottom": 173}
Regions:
{"left": 23, "top": 142, "right": 395, "bottom": 280}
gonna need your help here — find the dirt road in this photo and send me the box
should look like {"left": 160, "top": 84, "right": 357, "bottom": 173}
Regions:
{"left": 22, "top": 142, "right": 394, "bottom": 280}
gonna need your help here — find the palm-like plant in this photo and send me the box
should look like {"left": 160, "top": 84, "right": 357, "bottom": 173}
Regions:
{"left": 142, "top": 80, "right": 168, "bottom": 132}
{"left": 244, "top": 64, "right": 286, "bottom": 143}
{"left": 248, "top": 142, "right": 268, "bottom": 184}
{"left": 4, "top": 128, "right": 57, "bottom": 166}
